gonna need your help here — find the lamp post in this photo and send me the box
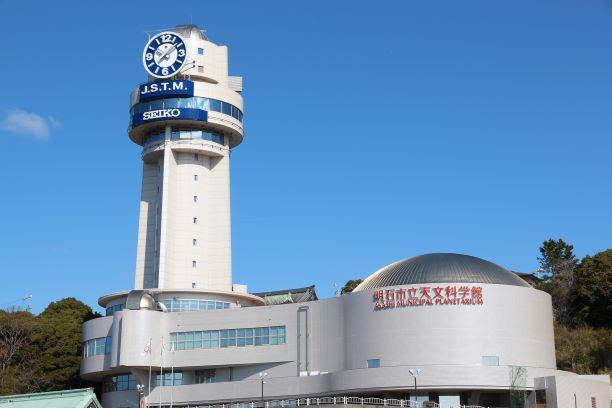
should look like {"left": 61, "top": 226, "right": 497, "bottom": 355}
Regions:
{"left": 409, "top": 369, "right": 422, "bottom": 406}
{"left": 259, "top": 372, "right": 268, "bottom": 402}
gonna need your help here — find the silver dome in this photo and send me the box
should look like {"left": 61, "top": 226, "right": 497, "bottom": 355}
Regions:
{"left": 171, "top": 24, "right": 208, "bottom": 41}
{"left": 354, "top": 253, "right": 530, "bottom": 291}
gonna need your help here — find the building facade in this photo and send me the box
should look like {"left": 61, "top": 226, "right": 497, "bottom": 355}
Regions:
{"left": 81, "top": 25, "right": 610, "bottom": 408}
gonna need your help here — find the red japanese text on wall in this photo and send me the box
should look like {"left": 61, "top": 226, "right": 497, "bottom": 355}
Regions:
{"left": 372, "top": 286, "right": 483, "bottom": 310}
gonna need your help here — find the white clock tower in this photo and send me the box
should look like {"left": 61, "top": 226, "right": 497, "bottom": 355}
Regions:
{"left": 128, "top": 25, "right": 244, "bottom": 292}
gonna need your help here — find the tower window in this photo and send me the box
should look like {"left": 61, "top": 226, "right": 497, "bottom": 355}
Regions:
{"left": 192, "top": 282, "right": 196, "bottom": 289}
{"left": 194, "top": 174, "right": 198, "bottom": 181}
{"left": 192, "top": 261, "right": 197, "bottom": 268}
{"left": 198, "top": 48, "right": 204, "bottom": 55}
{"left": 193, "top": 239, "right": 197, "bottom": 246}
{"left": 194, "top": 153, "right": 199, "bottom": 160}
{"left": 194, "top": 196, "right": 198, "bottom": 203}
{"left": 367, "top": 359, "right": 381, "bottom": 368}
{"left": 193, "top": 217, "right": 197, "bottom": 224}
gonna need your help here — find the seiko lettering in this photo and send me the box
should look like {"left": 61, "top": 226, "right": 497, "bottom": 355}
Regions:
{"left": 142, "top": 109, "right": 181, "bottom": 121}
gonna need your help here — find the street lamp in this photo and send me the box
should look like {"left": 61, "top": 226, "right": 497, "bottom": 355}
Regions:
{"left": 408, "top": 369, "right": 422, "bottom": 406}
{"left": 258, "top": 372, "right": 268, "bottom": 402}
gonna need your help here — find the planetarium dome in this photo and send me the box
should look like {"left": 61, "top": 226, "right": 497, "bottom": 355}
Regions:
{"left": 353, "top": 253, "right": 530, "bottom": 291}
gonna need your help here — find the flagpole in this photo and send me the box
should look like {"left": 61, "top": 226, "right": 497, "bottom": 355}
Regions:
{"left": 147, "top": 337, "right": 152, "bottom": 408}
{"left": 159, "top": 336, "right": 164, "bottom": 408}
{"left": 170, "top": 342, "right": 174, "bottom": 408}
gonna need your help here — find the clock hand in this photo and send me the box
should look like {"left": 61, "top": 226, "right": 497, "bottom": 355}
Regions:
{"left": 158, "top": 43, "right": 178, "bottom": 62}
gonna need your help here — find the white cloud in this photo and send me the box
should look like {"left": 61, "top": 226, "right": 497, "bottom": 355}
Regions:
{"left": 0, "top": 109, "right": 59, "bottom": 141}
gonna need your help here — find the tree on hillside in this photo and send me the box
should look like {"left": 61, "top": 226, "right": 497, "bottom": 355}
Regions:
{"left": 341, "top": 279, "right": 364, "bottom": 294}
{"left": 571, "top": 249, "right": 612, "bottom": 329}
{"left": 555, "top": 323, "right": 611, "bottom": 374}
{"left": 537, "top": 239, "right": 578, "bottom": 325}
{"left": 0, "top": 309, "right": 39, "bottom": 395}
{"left": 31, "top": 298, "right": 101, "bottom": 391}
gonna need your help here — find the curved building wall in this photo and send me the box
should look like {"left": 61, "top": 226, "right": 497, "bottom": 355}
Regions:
{"left": 342, "top": 284, "right": 556, "bottom": 370}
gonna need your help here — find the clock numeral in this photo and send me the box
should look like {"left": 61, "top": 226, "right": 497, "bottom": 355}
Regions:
{"left": 162, "top": 67, "right": 169, "bottom": 76}
{"left": 146, "top": 53, "right": 153, "bottom": 61}
{"left": 178, "top": 49, "right": 185, "bottom": 57}
{"left": 161, "top": 34, "right": 172, "bottom": 43}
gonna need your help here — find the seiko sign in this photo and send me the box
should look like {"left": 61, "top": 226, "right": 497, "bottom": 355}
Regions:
{"left": 132, "top": 108, "right": 208, "bottom": 127}
{"left": 143, "top": 108, "right": 181, "bottom": 120}
{"left": 139, "top": 80, "right": 194, "bottom": 101}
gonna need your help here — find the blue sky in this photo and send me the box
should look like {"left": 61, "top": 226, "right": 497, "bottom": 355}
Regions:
{"left": 0, "top": 0, "right": 611, "bottom": 314}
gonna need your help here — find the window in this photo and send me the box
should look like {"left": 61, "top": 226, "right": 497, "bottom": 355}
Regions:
{"left": 192, "top": 282, "right": 196, "bottom": 289}
{"left": 161, "top": 299, "right": 231, "bottom": 313}
{"left": 254, "top": 327, "right": 269, "bottom": 346}
{"left": 192, "top": 261, "right": 197, "bottom": 268}
{"left": 194, "top": 174, "right": 198, "bottom": 181}
{"left": 170, "top": 326, "right": 285, "bottom": 351}
{"left": 194, "top": 153, "right": 199, "bottom": 160}
{"left": 83, "top": 337, "right": 112, "bottom": 358}
{"left": 197, "top": 65, "right": 204, "bottom": 73}
{"left": 194, "top": 196, "right": 198, "bottom": 203}
{"left": 105, "top": 303, "right": 124, "bottom": 316}
{"left": 237, "top": 328, "right": 254, "bottom": 347}
{"left": 195, "top": 369, "right": 215, "bottom": 384}
{"left": 102, "top": 374, "right": 136, "bottom": 393}
{"left": 591, "top": 397, "right": 597, "bottom": 408}
{"left": 155, "top": 371, "right": 182, "bottom": 386}
{"left": 482, "top": 356, "right": 499, "bottom": 366}
{"left": 220, "top": 329, "right": 236, "bottom": 348}
{"left": 193, "top": 239, "right": 197, "bottom": 246}
{"left": 367, "top": 358, "right": 381, "bottom": 368}
{"left": 198, "top": 48, "right": 204, "bottom": 55}
{"left": 193, "top": 217, "right": 197, "bottom": 224}
{"left": 270, "top": 326, "right": 285, "bottom": 345}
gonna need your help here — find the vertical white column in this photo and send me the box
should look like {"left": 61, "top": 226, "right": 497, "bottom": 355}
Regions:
{"left": 156, "top": 126, "right": 173, "bottom": 288}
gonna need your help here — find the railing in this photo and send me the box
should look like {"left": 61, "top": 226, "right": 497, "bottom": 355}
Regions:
{"left": 164, "top": 396, "right": 488, "bottom": 408}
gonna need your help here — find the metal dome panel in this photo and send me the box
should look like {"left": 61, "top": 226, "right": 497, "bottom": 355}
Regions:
{"left": 354, "top": 253, "right": 530, "bottom": 291}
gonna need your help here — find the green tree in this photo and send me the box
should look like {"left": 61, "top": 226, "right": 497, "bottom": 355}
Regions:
{"left": 537, "top": 239, "right": 578, "bottom": 325}
{"left": 571, "top": 249, "right": 612, "bottom": 328}
{"left": 341, "top": 279, "right": 363, "bottom": 294}
{"left": 31, "top": 298, "right": 101, "bottom": 391}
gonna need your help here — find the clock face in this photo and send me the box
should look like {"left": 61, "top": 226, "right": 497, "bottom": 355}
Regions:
{"left": 142, "top": 32, "right": 187, "bottom": 78}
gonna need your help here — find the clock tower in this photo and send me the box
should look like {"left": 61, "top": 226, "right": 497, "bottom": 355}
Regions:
{"left": 128, "top": 24, "right": 244, "bottom": 291}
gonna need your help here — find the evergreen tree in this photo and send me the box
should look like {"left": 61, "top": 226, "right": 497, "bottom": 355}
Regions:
{"left": 537, "top": 239, "right": 578, "bottom": 325}
{"left": 341, "top": 279, "right": 364, "bottom": 294}
{"left": 31, "top": 298, "right": 101, "bottom": 391}
{"left": 571, "top": 249, "right": 612, "bottom": 328}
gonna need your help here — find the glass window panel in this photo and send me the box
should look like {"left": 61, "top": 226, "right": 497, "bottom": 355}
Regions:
{"left": 96, "top": 337, "right": 106, "bottom": 356}
{"left": 367, "top": 358, "right": 381, "bottom": 368}
{"left": 221, "top": 102, "right": 232, "bottom": 115}
{"left": 193, "top": 332, "right": 202, "bottom": 349}
{"left": 88, "top": 340, "right": 95, "bottom": 357}
{"left": 237, "top": 338, "right": 246, "bottom": 347}
{"left": 105, "top": 337, "right": 112, "bottom": 354}
{"left": 210, "top": 99, "right": 221, "bottom": 112}
{"left": 190, "top": 300, "right": 198, "bottom": 311}
{"left": 199, "top": 301, "right": 207, "bottom": 310}
{"left": 216, "top": 302, "right": 224, "bottom": 309}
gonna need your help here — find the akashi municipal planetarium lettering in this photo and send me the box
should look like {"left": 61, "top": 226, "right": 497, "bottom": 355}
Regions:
{"left": 373, "top": 285, "right": 484, "bottom": 309}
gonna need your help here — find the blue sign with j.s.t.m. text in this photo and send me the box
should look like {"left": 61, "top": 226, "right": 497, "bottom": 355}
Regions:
{"left": 132, "top": 108, "right": 208, "bottom": 127}
{"left": 139, "top": 80, "right": 194, "bottom": 101}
